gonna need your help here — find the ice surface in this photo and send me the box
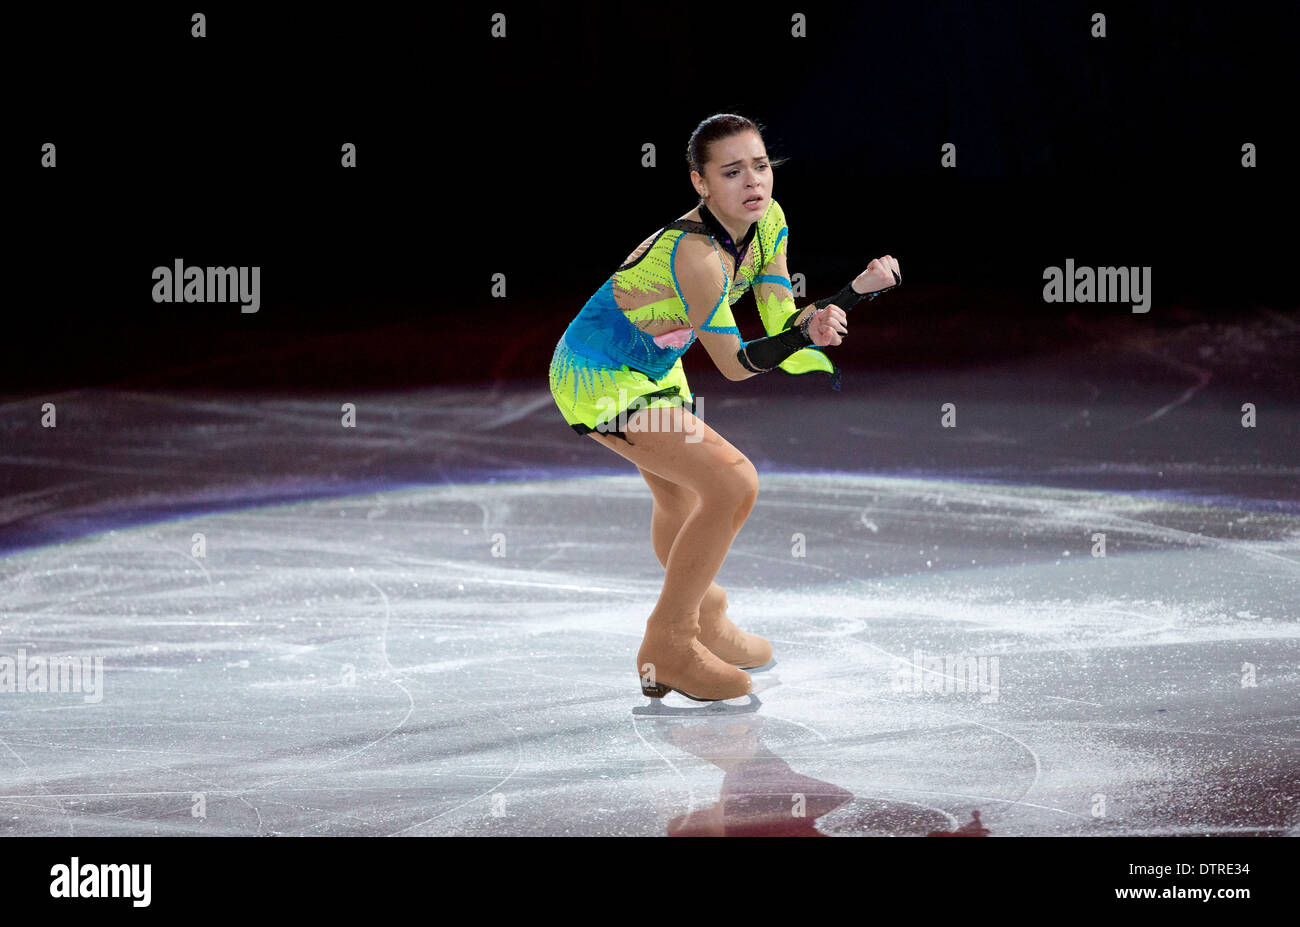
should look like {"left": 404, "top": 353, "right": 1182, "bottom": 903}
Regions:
{"left": 1, "top": 335, "right": 1298, "bottom": 835}
{"left": 1, "top": 471, "right": 1297, "bottom": 836}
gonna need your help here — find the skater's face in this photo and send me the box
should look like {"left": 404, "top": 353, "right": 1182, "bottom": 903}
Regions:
{"left": 693, "top": 131, "right": 771, "bottom": 227}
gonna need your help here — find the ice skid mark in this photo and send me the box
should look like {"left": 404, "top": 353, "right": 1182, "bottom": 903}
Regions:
{"left": 781, "top": 680, "right": 1047, "bottom": 820}
{"left": 0, "top": 737, "right": 75, "bottom": 836}
{"left": 384, "top": 698, "right": 524, "bottom": 836}
{"left": 831, "top": 477, "right": 1300, "bottom": 573}
{"left": 629, "top": 717, "right": 699, "bottom": 821}
{"left": 734, "top": 585, "right": 1298, "bottom": 653}
{"left": 471, "top": 393, "right": 554, "bottom": 431}
{"left": 0, "top": 453, "right": 194, "bottom": 478}
{"left": 359, "top": 575, "right": 523, "bottom": 837}
{"left": 231, "top": 576, "right": 414, "bottom": 802}
{"left": 760, "top": 712, "right": 831, "bottom": 745}
{"left": 872, "top": 788, "right": 1089, "bottom": 823}
{"left": 0, "top": 481, "right": 99, "bottom": 527}
{"left": 1128, "top": 347, "right": 1212, "bottom": 427}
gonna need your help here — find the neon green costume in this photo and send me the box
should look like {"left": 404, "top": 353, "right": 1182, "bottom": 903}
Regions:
{"left": 548, "top": 198, "right": 839, "bottom": 442}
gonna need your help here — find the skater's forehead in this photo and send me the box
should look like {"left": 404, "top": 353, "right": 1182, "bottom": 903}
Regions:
{"left": 711, "top": 133, "right": 767, "bottom": 170}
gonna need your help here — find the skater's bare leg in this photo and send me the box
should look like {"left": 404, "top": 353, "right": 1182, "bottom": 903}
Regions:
{"left": 589, "top": 408, "right": 755, "bottom": 623}
{"left": 637, "top": 463, "right": 772, "bottom": 668}
{"left": 635, "top": 465, "right": 724, "bottom": 608}
{"left": 586, "top": 406, "right": 758, "bottom": 697}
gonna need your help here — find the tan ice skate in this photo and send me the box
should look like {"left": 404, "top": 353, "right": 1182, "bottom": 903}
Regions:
{"left": 637, "top": 611, "right": 753, "bottom": 701}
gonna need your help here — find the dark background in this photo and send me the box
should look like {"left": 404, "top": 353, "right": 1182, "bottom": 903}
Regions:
{"left": 7, "top": 1, "right": 1296, "bottom": 393}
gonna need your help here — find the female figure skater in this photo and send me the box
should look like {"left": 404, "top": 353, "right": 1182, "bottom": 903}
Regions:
{"left": 548, "top": 114, "right": 901, "bottom": 702}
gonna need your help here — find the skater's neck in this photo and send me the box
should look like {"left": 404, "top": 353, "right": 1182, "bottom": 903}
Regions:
{"left": 695, "top": 201, "right": 756, "bottom": 267}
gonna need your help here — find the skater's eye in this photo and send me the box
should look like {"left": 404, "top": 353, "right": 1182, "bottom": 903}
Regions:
{"left": 726, "top": 163, "right": 768, "bottom": 178}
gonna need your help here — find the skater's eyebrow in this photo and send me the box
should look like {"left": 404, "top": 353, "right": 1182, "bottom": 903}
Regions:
{"left": 718, "top": 156, "right": 769, "bottom": 168}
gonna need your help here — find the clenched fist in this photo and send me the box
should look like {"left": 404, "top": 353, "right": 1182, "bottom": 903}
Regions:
{"left": 806, "top": 304, "right": 848, "bottom": 346}
{"left": 853, "top": 255, "right": 901, "bottom": 295}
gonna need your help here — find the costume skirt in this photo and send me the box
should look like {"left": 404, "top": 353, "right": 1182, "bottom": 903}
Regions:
{"left": 548, "top": 335, "right": 694, "bottom": 444}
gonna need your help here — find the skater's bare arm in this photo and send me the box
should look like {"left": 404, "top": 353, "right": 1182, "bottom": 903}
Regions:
{"left": 674, "top": 244, "right": 760, "bottom": 382}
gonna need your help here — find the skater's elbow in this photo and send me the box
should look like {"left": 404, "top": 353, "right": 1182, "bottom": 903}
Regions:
{"left": 696, "top": 338, "right": 752, "bottom": 381}
{"left": 716, "top": 360, "right": 755, "bottom": 382}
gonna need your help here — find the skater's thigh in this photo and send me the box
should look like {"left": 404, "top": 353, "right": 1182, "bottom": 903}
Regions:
{"left": 586, "top": 406, "right": 756, "bottom": 502}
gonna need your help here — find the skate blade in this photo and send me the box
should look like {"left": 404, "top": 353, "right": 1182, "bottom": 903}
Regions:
{"left": 633, "top": 692, "right": 762, "bottom": 716}
{"left": 640, "top": 681, "right": 726, "bottom": 702}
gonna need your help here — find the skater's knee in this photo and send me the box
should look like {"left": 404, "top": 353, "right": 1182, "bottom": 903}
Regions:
{"left": 733, "top": 457, "right": 758, "bottom": 512}
{"left": 731, "top": 459, "right": 759, "bottom": 531}
{"left": 700, "top": 456, "right": 758, "bottom": 522}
